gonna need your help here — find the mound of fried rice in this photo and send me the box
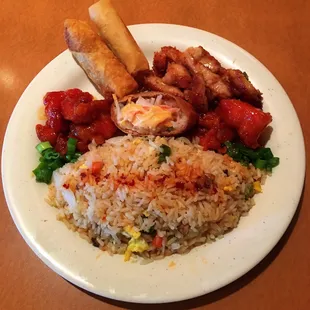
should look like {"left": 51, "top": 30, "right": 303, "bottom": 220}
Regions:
{"left": 47, "top": 135, "right": 266, "bottom": 261}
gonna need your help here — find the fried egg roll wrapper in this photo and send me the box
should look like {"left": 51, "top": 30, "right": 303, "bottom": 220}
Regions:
{"left": 111, "top": 91, "right": 197, "bottom": 136}
{"left": 89, "top": 0, "right": 149, "bottom": 75}
{"left": 64, "top": 19, "right": 138, "bottom": 98}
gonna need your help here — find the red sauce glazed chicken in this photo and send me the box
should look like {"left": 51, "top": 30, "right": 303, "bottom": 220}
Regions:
{"left": 197, "top": 99, "right": 272, "bottom": 151}
{"left": 36, "top": 88, "right": 118, "bottom": 155}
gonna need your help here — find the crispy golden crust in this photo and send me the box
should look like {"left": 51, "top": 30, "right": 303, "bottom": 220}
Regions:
{"left": 64, "top": 19, "right": 138, "bottom": 98}
{"left": 89, "top": 0, "right": 149, "bottom": 75}
{"left": 111, "top": 91, "right": 197, "bottom": 136}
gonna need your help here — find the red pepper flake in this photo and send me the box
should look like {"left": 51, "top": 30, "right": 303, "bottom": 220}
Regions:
{"left": 63, "top": 183, "right": 69, "bottom": 189}
{"left": 176, "top": 182, "right": 184, "bottom": 189}
{"left": 80, "top": 172, "right": 87, "bottom": 179}
{"left": 128, "top": 179, "right": 135, "bottom": 186}
{"left": 95, "top": 176, "right": 101, "bottom": 184}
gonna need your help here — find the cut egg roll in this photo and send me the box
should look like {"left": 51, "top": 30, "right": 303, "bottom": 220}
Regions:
{"left": 111, "top": 92, "right": 197, "bottom": 136}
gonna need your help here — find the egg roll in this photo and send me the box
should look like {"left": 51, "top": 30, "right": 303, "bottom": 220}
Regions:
{"left": 111, "top": 91, "right": 197, "bottom": 136}
{"left": 89, "top": 0, "right": 149, "bottom": 75}
{"left": 64, "top": 19, "right": 138, "bottom": 98}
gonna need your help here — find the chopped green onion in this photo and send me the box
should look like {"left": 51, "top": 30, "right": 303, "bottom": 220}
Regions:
{"left": 224, "top": 141, "right": 279, "bottom": 172}
{"left": 158, "top": 144, "right": 171, "bottom": 164}
{"left": 257, "top": 147, "right": 273, "bottom": 160}
{"left": 33, "top": 138, "right": 82, "bottom": 184}
{"left": 36, "top": 141, "right": 52, "bottom": 154}
{"left": 160, "top": 145, "right": 171, "bottom": 156}
{"left": 254, "top": 159, "right": 267, "bottom": 169}
{"left": 67, "top": 138, "right": 77, "bottom": 156}
{"left": 267, "top": 157, "right": 280, "bottom": 168}
{"left": 33, "top": 163, "right": 53, "bottom": 184}
{"left": 43, "top": 149, "right": 60, "bottom": 160}
{"left": 48, "top": 158, "right": 65, "bottom": 170}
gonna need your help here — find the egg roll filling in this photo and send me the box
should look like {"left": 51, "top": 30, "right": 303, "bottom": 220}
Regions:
{"left": 116, "top": 95, "right": 180, "bottom": 131}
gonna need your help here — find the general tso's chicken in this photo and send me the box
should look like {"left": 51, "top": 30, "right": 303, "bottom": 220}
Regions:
{"left": 223, "top": 69, "right": 263, "bottom": 108}
{"left": 153, "top": 46, "right": 184, "bottom": 76}
{"left": 153, "top": 46, "right": 231, "bottom": 102}
{"left": 184, "top": 74, "right": 208, "bottom": 113}
{"left": 152, "top": 46, "right": 263, "bottom": 110}
{"left": 162, "top": 63, "right": 192, "bottom": 89}
{"left": 183, "top": 51, "right": 232, "bottom": 100}
{"left": 144, "top": 75, "right": 185, "bottom": 98}
{"left": 197, "top": 112, "right": 235, "bottom": 152}
{"left": 216, "top": 99, "right": 272, "bottom": 148}
{"left": 185, "top": 46, "right": 223, "bottom": 74}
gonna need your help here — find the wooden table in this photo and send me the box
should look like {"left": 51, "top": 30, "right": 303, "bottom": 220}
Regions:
{"left": 1, "top": 0, "right": 309, "bottom": 309}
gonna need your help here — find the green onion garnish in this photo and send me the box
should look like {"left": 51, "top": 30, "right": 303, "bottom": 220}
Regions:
{"left": 43, "top": 149, "right": 60, "bottom": 160}
{"left": 32, "top": 163, "right": 53, "bottom": 184}
{"left": 158, "top": 144, "right": 171, "bottom": 164}
{"left": 35, "top": 141, "right": 53, "bottom": 154}
{"left": 67, "top": 138, "right": 77, "bottom": 156}
{"left": 254, "top": 159, "right": 267, "bottom": 169}
{"left": 224, "top": 141, "right": 280, "bottom": 172}
{"left": 267, "top": 157, "right": 280, "bottom": 168}
{"left": 33, "top": 137, "right": 81, "bottom": 184}
{"left": 47, "top": 158, "right": 65, "bottom": 170}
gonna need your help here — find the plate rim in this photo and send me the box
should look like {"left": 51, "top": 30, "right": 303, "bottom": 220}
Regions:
{"left": 1, "top": 23, "right": 306, "bottom": 304}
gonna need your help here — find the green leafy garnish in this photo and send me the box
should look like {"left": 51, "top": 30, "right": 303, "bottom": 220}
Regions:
{"left": 35, "top": 141, "right": 53, "bottom": 154}
{"left": 158, "top": 144, "right": 172, "bottom": 164}
{"left": 32, "top": 163, "right": 54, "bottom": 184}
{"left": 224, "top": 141, "right": 280, "bottom": 172}
{"left": 33, "top": 138, "right": 82, "bottom": 184}
{"left": 67, "top": 137, "right": 77, "bottom": 156}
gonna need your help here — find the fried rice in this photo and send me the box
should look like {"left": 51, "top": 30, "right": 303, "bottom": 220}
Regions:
{"left": 47, "top": 135, "right": 266, "bottom": 261}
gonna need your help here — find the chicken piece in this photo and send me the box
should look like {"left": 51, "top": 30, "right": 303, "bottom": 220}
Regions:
{"left": 153, "top": 46, "right": 184, "bottom": 76}
{"left": 197, "top": 111, "right": 235, "bottom": 152}
{"left": 185, "top": 46, "right": 223, "bottom": 74}
{"left": 223, "top": 69, "right": 263, "bottom": 108}
{"left": 153, "top": 50, "right": 168, "bottom": 77}
{"left": 199, "top": 124, "right": 235, "bottom": 152}
{"left": 162, "top": 63, "right": 192, "bottom": 89}
{"left": 133, "top": 69, "right": 154, "bottom": 88}
{"left": 143, "top": 75, "right": 184, "bottom": 98}
{"left": 216, "top": 99, "right": 272, "bottom": 148}
{"left": 198, "top": 111, "right": 220, "bottom": 128}
{"left": 183, "top": 52, "right": 232, "bottom": 100}
{"left": 184, "top": 74, "right": 208, "bottom": 112}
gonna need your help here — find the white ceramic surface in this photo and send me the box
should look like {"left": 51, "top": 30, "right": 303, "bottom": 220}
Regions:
{"left": 2, "top": 24, "right": 305, "bottom": 303}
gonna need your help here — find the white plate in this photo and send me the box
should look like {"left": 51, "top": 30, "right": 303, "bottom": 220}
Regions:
{"left": 2, "top": 24, "right": 305, "bottom": 303}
